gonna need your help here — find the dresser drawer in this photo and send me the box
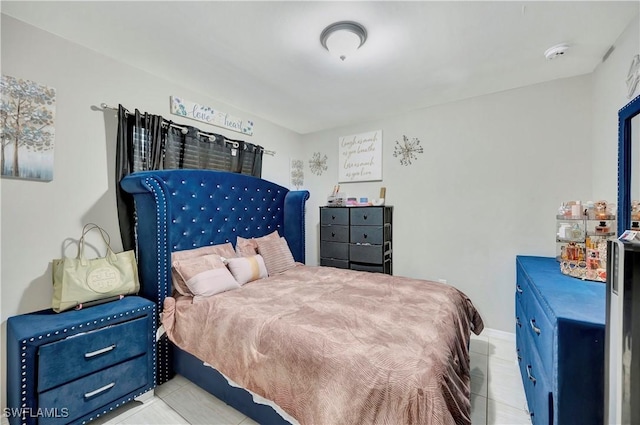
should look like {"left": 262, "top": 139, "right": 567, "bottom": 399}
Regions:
{"left": 517, "top": 324, "right": 553, "bottom": 425}
{"left": 320, "top": 241, "right": 349, "bottom": 260}
{"left": 320, "top": 258, "right": 349, "bottom": 269}
{"left": 350, "top": 263, "right": 385, "bottom": 273}
{"left": 320, "top": 225, "right": 349, "bottom": 243}
{"left": 350, "top": 225, "right": 384, "bottom": 244}
{"left": 38, "top": 315, "right": 149, "bottom": 393}
{"left": 350, "top": 207, "right": 383, "bottom": 225}
{"left": 519, "top": 286, "right": 556, "bottom": 374}
{"left": 38, "top": 354, "right": 149, "bottom": 425}
{"left": 321, "top": 208, "right": 349, "bottom": 225}
{"left": 350, "top": 244, "right": 383, "bottom": 264}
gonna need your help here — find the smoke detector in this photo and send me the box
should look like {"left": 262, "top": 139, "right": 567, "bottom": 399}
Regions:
{"left": 544, "top": 43, "right": 570, "bottom": 60}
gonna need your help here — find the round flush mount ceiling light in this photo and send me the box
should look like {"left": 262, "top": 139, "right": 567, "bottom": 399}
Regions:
{"left": 320, "top": 21, "right": 367, "bottom": 61}
{"left": 544, "top": 43, "right": 570, "bottom": 60}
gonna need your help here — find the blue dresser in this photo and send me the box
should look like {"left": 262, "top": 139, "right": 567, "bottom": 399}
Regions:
{"left": 515, "top": 256, "right": 605, "bottom": 425}
{"left": 6, "top": 296, "right": 156, "bottom": 425}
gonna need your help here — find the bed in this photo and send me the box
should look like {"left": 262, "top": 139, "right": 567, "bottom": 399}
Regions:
{"left": 121, "top": 169, "right": 483, "bottom": 425}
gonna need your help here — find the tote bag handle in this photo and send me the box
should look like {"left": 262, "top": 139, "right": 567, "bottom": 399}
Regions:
{"left": 77, "top": 223, "right": 118, "bottom": 265}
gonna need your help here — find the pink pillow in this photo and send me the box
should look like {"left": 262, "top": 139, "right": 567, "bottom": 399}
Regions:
{"left": 171, "top": 243, "right": 236, "bottom": 296}
{"left": 256, "top": 237, "right": 297, "bottom": 276}
{"left": 226, "top": 255, "right": 268, "bottom": 285}
{"left": 235, "top": 230, "right": 280, "bottom": 257}
{"left": 172, "top": 254, "right": 240, "bottom": 302}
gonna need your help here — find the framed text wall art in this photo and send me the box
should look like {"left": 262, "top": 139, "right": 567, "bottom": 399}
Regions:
{"left": 338, "top": 130, "right": 382, "bottom": 183}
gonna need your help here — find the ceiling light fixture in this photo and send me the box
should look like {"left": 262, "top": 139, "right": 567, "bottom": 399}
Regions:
{"left": 320, "top": 21, "right": 367, "bottom": 61}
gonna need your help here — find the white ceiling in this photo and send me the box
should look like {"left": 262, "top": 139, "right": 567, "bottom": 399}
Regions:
{"left": 2, "top": 1, "right": 638, "bottom": 134}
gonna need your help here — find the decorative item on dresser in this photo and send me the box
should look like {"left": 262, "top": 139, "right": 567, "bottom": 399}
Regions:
{"left": 515, "top": 256, "right": 605, "bottom": 425}
{"left": 319, "top": 206, "right": 393, "bottom": 274}
{"left": 6, "top": 296, "right": 155, "bottom": 425}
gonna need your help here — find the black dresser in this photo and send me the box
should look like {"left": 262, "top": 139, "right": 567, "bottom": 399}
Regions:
{"left": 320, "top": 206, "right": 392, "bottom": 274}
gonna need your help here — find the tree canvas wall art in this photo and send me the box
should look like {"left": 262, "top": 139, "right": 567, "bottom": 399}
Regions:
{"left": 1, "top": 75, "right": 56, "bottom": 181}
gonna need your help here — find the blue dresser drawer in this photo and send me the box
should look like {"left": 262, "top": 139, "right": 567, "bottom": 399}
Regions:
{"left": 38, "top": 354, "right": 149, "bottom": 425}
{"left": 517, "top": 319, "right": 553, "bottom": 425}
{"left": 518, "top": 279, "right": 556, "bottom": 374}
{"left": 38, "top": 316, "right": 149, "bottom": 392}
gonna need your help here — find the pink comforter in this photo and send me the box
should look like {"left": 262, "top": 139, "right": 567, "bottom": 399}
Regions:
{"left": 163, "top": 265, "right": 484, "bottom": 425}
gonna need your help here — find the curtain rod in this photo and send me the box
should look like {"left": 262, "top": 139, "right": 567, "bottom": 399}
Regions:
{"left": 100, "top": 103, "right": 275, "bottom": 156}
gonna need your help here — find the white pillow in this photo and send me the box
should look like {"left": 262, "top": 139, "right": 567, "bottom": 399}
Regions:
{"left": 226, "top": 255, "right": 268, "bottom": 285}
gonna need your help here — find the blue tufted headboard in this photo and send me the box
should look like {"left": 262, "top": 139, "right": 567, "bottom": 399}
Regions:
{"left": 121, "top": 169, "right": 310, "bottom": 383}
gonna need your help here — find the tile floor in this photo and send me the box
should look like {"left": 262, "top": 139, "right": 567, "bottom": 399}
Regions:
{"left": 1, "top": 330, "right": 531, "bottom": 425}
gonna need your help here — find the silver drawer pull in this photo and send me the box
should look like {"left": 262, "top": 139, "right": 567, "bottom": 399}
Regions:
{"left": 84, "top": 382, "right": 115, "bottom": 398}
{"left": 530, "top": 319, "right": 541, "bottom": 335}
{"left": 516, "top": 285, "right": 523, "bottom": 294}
{"left": 84, "top": 344, "right": 116, "bottom": 358}
{"left": 527, "top": 365, "right": 537, "bottom": 385}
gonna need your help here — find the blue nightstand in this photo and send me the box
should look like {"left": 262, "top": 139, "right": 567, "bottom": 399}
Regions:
{"left": 6, "top": 296, "right": 156, "bottom": 425}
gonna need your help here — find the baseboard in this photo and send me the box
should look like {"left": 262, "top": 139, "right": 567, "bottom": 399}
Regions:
{"left": 481, "top": 327, "right": 516, "bottom": 341}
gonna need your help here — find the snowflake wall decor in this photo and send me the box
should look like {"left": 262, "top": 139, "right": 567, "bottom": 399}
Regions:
{"left": 309, "top": 152, "right": 328, "bottom": 176}
{"left": 290, "top": 159, "right": 304, "bottom": 189}
{"left": 393, "top": 135, "right": 424, "bottom": 166}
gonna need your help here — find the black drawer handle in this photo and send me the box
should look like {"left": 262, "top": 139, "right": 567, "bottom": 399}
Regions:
{"left": 516, "top": 348, "right": 522, "bottom": 362}
{"left": 331, "top": 215, "right": 336, "bottom": 220}
{"left": 516, "top": 285, "right": 523, "bottom": 294}
{"left": 85, "top": 344, "right": 116, "bottom": 358}
{"left": 363, "top": 215, "right": 368, "bottom": 220}
{"left": 331, "top": 232, "right": 335, "bottom": 238}
{"left": 363, "top": 233, "right": 368, "bottom": 239}
{"left": 84, "top": 382, "right": 115, "bottom": 398}
{"left": 527, "top": 365, "right": 537, "bottom": 385}
{"left": 516, "top": 316, "right": 522, "bottom": 328}
{"left": 530, "top": 319, "right": 541, "bottom": 335}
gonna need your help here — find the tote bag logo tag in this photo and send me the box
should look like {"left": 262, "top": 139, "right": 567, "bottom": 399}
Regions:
{"left": 87, "top": 266, "right": 121, "bottom": 293}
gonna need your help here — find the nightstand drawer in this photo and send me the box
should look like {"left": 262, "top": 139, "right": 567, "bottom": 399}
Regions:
{"left": 38, "top": 315, "right": 149, "bottom": 393}
{"left": 320, "top": 225, "right": 349, "bottom": 242}
{"left": 350, "top": 225, "right": 383, "bottom": 244}
{"left": 350, "top": 208, "right": 383, "bottom": 225}
{"left": 320, "top": 241, "right": 349, "bottom": 260}
{"left": 320, "top": 208, "right": 349, "bottom": 225}
{"left": 38, "top": 354, "right": 149, "bottom": 425}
